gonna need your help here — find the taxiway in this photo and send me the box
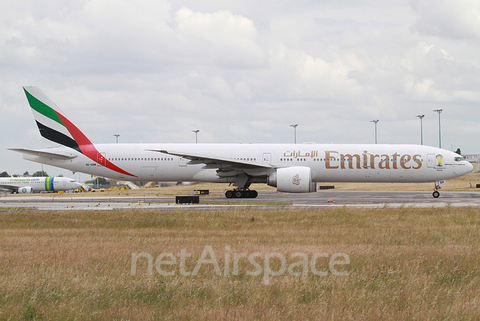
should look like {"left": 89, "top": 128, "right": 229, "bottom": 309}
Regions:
{"left": 1, "top": 190, "right": 480, "bottom": 210}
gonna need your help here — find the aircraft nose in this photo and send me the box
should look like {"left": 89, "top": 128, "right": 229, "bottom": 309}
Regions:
{"left": 467, "top": 161, "right": 474, "bottom": 173}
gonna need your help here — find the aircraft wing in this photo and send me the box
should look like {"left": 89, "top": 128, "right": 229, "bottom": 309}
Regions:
{"left": 8, "top": 148, "right": 77, "bottom": 160}
{"left": 0, "top": 185, "right": 18, "bottom": 192}
{"left": 148, "top": 149, "right": 274, "bottom": 177}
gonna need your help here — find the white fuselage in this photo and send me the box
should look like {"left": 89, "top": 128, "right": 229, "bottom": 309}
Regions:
{"left": 0, "top": 177, "right": 82, "bottom": 193}
{"left": 22, "top": 143, "right": 473, "bottom": 184}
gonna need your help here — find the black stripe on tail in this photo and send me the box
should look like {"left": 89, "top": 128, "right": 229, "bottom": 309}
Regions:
{"left": 35, "top": 121, "right": 82, "bottom": 153}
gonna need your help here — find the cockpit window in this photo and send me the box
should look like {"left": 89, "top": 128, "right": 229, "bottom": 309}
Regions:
{"left": 454, "top": 157, "right": 466, "bottom": 162}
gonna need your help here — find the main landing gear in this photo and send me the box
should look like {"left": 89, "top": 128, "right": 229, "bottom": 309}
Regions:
{"left": 224, "top": 174, "right": 259, "bottom": 198}
{"left": 225, "top": 189, "right": 258, "bottom": 198}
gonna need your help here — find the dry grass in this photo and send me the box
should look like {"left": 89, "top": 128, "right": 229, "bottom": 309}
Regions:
{"left": 0, "top": 207, "right": 480, "bottom": 320}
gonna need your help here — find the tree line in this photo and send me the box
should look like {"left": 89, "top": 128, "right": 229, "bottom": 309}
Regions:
{"left": 0, "top": 171, "right": 52, "bottom": 177}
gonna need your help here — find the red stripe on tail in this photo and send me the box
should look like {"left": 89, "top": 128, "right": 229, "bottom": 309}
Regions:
{"left": 55, "top": 112, "right": 137, "bottom": 177}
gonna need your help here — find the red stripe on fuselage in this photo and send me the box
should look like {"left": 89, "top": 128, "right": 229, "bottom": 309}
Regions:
{"left": 55, "top": 112, "right": 137, "bottom": 177}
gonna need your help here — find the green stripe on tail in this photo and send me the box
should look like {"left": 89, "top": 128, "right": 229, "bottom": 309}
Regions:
{"left": 24, "top": 89, "right": 63, "bottom": 126}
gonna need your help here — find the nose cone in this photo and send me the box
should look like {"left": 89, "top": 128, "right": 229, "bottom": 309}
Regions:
{"left": 467, "top": 161, "right": 474, "bottom": 173}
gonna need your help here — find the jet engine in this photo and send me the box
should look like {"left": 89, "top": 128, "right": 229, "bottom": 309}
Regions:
{"left": 267, "top": 166, "right": 317, "bottom": 193}
{"left": 17, "top": 186, "right": 33, "bottom": 194}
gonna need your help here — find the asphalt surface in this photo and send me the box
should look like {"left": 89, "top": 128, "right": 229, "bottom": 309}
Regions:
{"left": 1, "top": 190, "right": 480, "bottom": 210}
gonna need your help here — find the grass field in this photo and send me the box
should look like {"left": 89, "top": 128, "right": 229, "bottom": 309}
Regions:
{"left": 1, "top": 206, "right": 479, "bottom": 320}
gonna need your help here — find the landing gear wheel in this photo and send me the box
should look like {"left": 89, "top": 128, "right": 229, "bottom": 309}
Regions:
{"left": 234, "top": 191, "right": 243, "bottom": 198}
{"left": 224, "top": 190, "right": 258, "bottom": 198}
{"left": 433, "top": 191, "right": 440, "bottom": 198}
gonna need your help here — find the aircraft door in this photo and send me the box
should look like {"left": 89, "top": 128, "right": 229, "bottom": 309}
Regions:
{"left": 97, "top": 153, "right": 107, "bottom": 167}
{"left": 262, "top": 153, "right": 271, "bottom": 165}
{"left": 178, "top": 157, "right": 187, "bottom": 167}
{"left": 427, "top": 154, "right": 435, "bottom": 168}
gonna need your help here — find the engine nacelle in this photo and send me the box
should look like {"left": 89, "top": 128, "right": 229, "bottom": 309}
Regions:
{"left": 17, "top": 186, "right": 33, "bottom": 194}
{"left": 268, "top": 166, "right": 317, "bottom": 193}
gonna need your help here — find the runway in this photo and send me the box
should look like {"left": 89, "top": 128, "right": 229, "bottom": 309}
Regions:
{"left": 1, "top": 190, "right": 480, "bottom": 210}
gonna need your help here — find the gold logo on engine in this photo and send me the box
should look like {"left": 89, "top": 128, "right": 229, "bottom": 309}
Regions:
{"left": 292, "top": 174, "right": 301, "bottom": 185}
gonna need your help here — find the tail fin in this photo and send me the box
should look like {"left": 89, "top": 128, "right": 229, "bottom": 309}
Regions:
{"left": 23, "top": 86, "right": 136, "bottom": 177}
{"left": 23, "top": 86, "right": 92, "bottom": 152}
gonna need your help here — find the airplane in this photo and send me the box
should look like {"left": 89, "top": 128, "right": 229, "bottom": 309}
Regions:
{"left": 0, "top": 176, "right": 82, "bottom": 194}
{"left": 9, "top": 86, "right": 473, "bottom": 199}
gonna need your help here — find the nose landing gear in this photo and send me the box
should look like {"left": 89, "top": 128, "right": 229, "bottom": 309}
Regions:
{"left": 432, "top": 182, "right": 441, "bottom": 198}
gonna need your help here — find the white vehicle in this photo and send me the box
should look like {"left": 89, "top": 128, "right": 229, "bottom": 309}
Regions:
{"left": 0, "top": 176, "right": 82, "bottom": 194}
{"left": 10, "top": 86, "right": 473, "bottom": 198}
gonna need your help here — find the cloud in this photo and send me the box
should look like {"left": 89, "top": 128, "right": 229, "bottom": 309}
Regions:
{"left": 175, "top": 7, "right": 266, "bottom": 68}
{"left": 410, "top": 0, "right": 480, "bottom": 40}
{"left": 1, "top": 0, "right": 480, "bottom": 176}
{"left": 401, "top": 42, "right": 480, "bottom": 103}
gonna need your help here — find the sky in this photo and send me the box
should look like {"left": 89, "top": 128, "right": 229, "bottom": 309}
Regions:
{"left": 1, "top": 0, "right": 480, "bottom": 178}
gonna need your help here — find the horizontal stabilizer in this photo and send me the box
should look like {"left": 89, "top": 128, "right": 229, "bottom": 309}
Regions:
{"left": 8, "top": 148, "right": 77, "bottom": 160}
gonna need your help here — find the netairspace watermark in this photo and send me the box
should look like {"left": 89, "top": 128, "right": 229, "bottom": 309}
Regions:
{"left": 131, "top": 246, "right": 350, "bottom": 285}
